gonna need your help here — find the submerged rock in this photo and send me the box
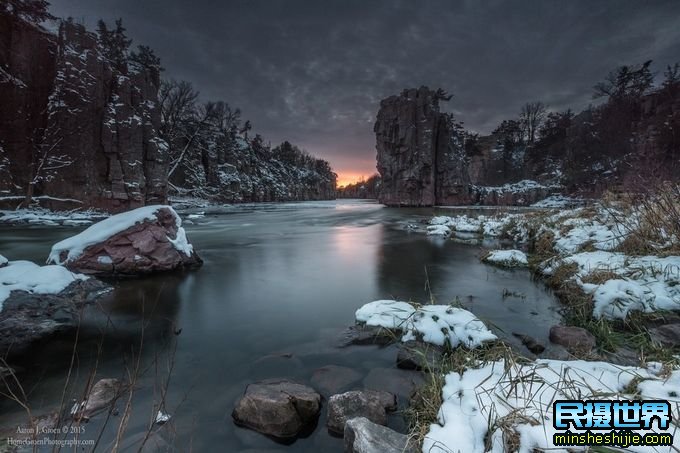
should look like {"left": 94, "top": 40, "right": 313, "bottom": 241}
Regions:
{"left": 512, "top": 333, "right": 546, "bottom": 354}
{"left": 327, "top": 390, "right": 397, "bottom": 435}
{"left": 549, "top": 325, "right": 596, "bottom": 353}
{"left": 337, "top": 325, "right": 396, "bottom": 347}
{"left": 232, "top": 379, "right": 321, "bottom": 440}
{"left": 47, "top": 206, "right": 202, "bottom": 276}
{"left": 311, "top": 365, "right": 363, "bottom": 397}
{"left": 344, "top": 417, "right": 415, "bottom": 453}
{"left": 396, "top": 341, "right": 444, "bottom": 371}
{"left": 72, "top": 378, "right": 124, "bottom": 420}
{"left": 250, "top": 353, "right": 304, "bottom": 379}
{"left": 363, "top": 368, "right": 425, "bottom": 398}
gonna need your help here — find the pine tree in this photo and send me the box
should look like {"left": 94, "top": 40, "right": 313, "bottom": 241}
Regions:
{"left": 593, "top": 60, "right": 654, "bottom": 101}
{"left": 96, "top": 18, "right": 131, "bottom": 72}
{"left": 130, "top": 45, "right": 163, "bottom": 86}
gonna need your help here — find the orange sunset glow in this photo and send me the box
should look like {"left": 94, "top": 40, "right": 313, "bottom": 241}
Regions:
{"left": 336, "top": 172, "right": 372, "bottom": 188}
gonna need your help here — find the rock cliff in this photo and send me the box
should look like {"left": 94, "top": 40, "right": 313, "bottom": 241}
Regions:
{"left": 0, "top": 13, "right": 168, "bottom": 212}
{"left": 374, "top": 87, "right": 439, "bottom": 206}
{"left": 375, "top": 84, "right": 680, "bottom": 206}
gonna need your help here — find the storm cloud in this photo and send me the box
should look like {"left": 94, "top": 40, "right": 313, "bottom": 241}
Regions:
{"left": 49, "top": 0, "right": 680, "bottom": 181}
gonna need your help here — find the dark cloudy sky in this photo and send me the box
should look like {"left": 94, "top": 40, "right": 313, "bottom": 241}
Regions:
{"left": 49, "top": 0, "right": 680, "bottom": 184}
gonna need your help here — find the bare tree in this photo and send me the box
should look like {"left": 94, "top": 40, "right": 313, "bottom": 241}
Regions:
{"left": 519, "top": 101, "right": 547, "bottom": 145}
{"left": 22, "top": 138, "right": 73, "bottom": 207}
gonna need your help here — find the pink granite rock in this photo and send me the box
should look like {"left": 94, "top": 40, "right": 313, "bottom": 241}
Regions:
{"left": 48, "top": 206, "right": 201, "bottom": 276}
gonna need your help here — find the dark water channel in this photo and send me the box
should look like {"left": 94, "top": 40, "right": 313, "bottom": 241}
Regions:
{"left": 0, "top": 200, "right": 561, "bottom": 452}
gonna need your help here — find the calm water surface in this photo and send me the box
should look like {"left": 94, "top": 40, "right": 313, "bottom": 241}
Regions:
{"left": 0, "top": 200, "right": 561, "bottom": 452}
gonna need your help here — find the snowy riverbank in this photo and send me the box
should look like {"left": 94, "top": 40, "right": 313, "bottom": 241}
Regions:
{"left": 411, "top": 194, "right": 680, "bottom": 452}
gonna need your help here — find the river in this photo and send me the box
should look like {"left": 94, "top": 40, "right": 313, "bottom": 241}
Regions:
{"left": 0, "top": 200, "right": 561, "bottom": 452}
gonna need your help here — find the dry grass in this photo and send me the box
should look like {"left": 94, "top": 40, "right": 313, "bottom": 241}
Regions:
{"left": 581, "top": 269, "right": 621, "bottom": 285}
{"left": 545, "top": 262, "right": 579, "bottom": 289}
{"left": 605, "top": 182, "right": 680, "bottom": 255}
{"left": 405, "top": 341, "right": 522, "bottom": 447}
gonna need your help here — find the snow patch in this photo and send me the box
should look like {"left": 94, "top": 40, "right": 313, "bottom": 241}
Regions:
{"left": 542, "top": 251, "right": 680, "bottom": 319}
{"left": 355, "top": 300, "right": 497, "bottom": 348}
{"left": 424, "top": 359, "right": 679, "bottom": 453}
{"left": 483, "top": 249, "right": 528, "bottom": 267}
{"left": 97, "top": 255, "right": 113, "bottom": 265}
{"left": 0, "top": 260, "right": 88, "bottom": 311}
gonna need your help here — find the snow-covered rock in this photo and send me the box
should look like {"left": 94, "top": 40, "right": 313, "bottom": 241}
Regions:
{"left": 355, "top": 300, "right": 497, "bottom": 348}
{"left": 482, "top": 249, "right": 528, "bottom": 267}
{"left": 47, "top": 205, "right": 202, "bottom": 276}
{"left": 0, "top": 259, "right": 88, "bottom": 310}
{"left": 0, "top": 260, "right": 109, "bottom": 357}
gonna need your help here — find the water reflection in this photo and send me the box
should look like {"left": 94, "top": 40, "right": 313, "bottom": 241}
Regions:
{"left": 0, "top": 201, "right": 560, "bottom": 452}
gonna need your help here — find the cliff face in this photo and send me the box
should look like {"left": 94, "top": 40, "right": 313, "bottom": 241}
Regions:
{"left": 375, "top": 87, "right": 439, "bottom": 206}
{"left": 0, "top": 13, "right": 167, "bottom": 212}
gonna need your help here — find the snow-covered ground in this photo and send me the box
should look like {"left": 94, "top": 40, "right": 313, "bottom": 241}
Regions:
{"left": 543, "top": 251, "right": 680, "bottom": 319}
{"left": 0, "top": 208, "right": 105, "bottom": 226}
{"left": 530, "top": 194, "right": 584, "bottom": 208}
{"left": 472, "top": 179, "right": 561, "bottom": 195}
{"left": 47, "top": 205, "right": 192, "bottom": 264}
{"left": 0, "top": 259, "right": 88, "bottom": 310}
{"left": 483, "top": 249, "right": 528, "bottom": 267}
{"left": 355, "top": 299, "right": 680, "bottom": 453}
{"left": 355, "top": 300, "right": 497, "bottom": 348}
{"left": 424, "top": 205, "right": 679, "bottom": 320}
{"left": 424, "top": 359, "right": 680, "bottom": 453}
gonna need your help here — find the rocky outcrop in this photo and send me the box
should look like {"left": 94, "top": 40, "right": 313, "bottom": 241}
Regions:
{"left": 0, "top": 13, "right": 167, "bottom": 212}
{"left": 0, "top": 278, "right": 110, "bottom": 358}
{"left": 375, "top": 87, "right": 442, "bottom": 207}
{"left": 47, "top": 206, "right": 202, "bottom": 276}
{"left": 374, "top": 87, "right": 561, "bottom": 207}
{"left": 375, "top": 82, "right": 680, "bottom": 206}
{"left": 232, "top": 379, "right": 321, "bottom": 439}
{"left": 327, "top": 390, "right": 397, "bottom": 435}
{"left": 344, "top": 417, "right": 416, "bottom": 453}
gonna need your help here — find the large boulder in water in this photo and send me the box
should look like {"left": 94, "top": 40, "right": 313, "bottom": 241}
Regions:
{"left": 232, "top": 379, "right": 321, "bottom": 440}
{"left": 47, "top": 205, "right": 202, "bottom": 276}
